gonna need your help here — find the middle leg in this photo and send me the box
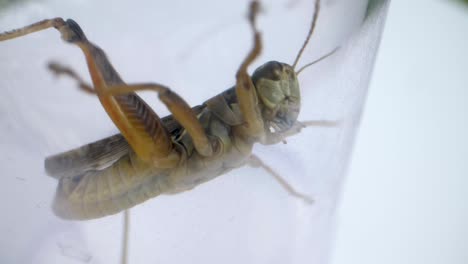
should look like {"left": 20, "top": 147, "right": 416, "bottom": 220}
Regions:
{"left": 248, "top": 154, "right": 314, "bottom": 204}
{"left": 48, "top": 62, "right": 94, "bottom": 94}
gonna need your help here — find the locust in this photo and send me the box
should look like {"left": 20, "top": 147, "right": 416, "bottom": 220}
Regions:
{"left": 0, "top": 0, "right": 336, "bottom": 221}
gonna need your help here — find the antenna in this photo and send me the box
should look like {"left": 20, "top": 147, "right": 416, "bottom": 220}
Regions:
{"left": 291, "top": 0, "right": 321, "bottom": 70}
{"left": 296, "top": 46, "right": 339, "bottom": 76}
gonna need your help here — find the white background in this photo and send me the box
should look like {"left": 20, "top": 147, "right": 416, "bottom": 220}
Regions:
{"left": 332, "top": 1, "right": 468, "bottom": 264}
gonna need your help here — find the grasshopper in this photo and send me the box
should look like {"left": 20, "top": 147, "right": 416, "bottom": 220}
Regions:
{"left": 0, "top": 0, "right": 336, "bottom": 220}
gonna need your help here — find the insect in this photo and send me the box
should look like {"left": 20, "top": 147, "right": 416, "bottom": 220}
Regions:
{"left": 0, "top": 0, "right": 336, "bottom": 220}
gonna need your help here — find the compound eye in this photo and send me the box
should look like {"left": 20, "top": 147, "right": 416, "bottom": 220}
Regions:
{"left": 271, "top": 61, "right": 282, "bottom": 70}
{"left": 270, "top": 62, "right": 283, "bottom": 79}
{"left": 260, "top": 61, "right": 284, "bottom": 81}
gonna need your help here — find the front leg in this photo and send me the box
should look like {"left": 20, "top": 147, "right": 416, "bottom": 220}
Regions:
{"left": 263, "top": 120, "right": 339, "bottom": 145}
{"left": 234, "top": 1, "right": 266, "bottom": 142}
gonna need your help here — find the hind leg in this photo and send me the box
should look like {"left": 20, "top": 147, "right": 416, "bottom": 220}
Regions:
{"left": 1, "top": 18, "right": 183, "bottom": 166}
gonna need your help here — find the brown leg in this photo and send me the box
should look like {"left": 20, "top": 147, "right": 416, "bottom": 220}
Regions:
{"left": 234, "top": 1, "right": 265, "bottom": 141}
{"left": 248, "top": 154, "right": 314, "bottom": 204}
{"left": 46, "top": 62, "right": 214, "bottom": 157}
{"left": 1, "top": 18, "right": 180, "bottom": 167}
{"left": 0, "top": 18, "right": 66, "bottom": 41}
{"left": 101, "top": 83, "right": 214, "bottom": 157}
{"left": 48, "top": 62, "right": 95, "bottom": 94}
